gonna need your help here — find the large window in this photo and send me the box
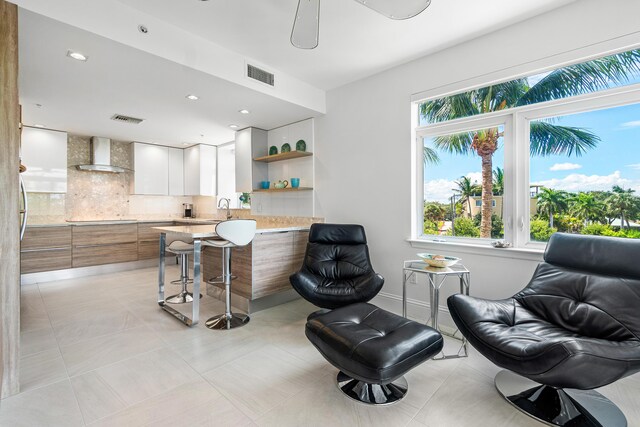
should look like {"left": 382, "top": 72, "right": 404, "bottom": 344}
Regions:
{"left": 422, "top": 125, "right": 505, "bottom": 240}
{"left": 415, "top": 47, "right": 640, "bottom": 248}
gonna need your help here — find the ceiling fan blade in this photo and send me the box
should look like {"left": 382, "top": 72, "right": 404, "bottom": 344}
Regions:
{"left": 355, "top": 0, "right": 431, "bottom": 20}
{"left": 291, "top": 0, "right": 321, "bottom": 49}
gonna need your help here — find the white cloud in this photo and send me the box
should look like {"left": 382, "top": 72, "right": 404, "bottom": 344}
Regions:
{"left": 627, "top": 163, "right": 640, "bottom": 170}
{"left": 424, "top": 179, "right": 458, "bottom": 203}
{"left": 466, "top": 172, "right": 483, "bottom": 184}
{"left": 533, "top": 171, "right": 640, "bottom": 193}
{"left": 621, "top": 120, "right": 640, "bottom": 129}
{"left": 550, "top": 162, "right": 582, "bottom": 171}
{"left": 424, "top": 171, "right": 483, "bottom": 203}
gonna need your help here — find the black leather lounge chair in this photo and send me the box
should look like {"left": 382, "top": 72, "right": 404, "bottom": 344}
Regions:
{"left": 448, "top": 233, "right": 640, "bottom": 427}
{"left": 292, "top": 224, "right": 444, "bottom": 405}
{"left": 289, "top": 223, "right": 384, "bottom": 310}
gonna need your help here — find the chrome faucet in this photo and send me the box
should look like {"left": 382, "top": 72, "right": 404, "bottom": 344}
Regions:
{"left": 218, "top": 198, "right": 232, "bottom": 220}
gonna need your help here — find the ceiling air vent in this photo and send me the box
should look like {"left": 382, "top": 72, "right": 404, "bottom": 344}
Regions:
{"left": 110, "top": 114, "right": 144, "bottom": 125}
{"left": 247, "top": 64, "right": 275, "bottom": 86}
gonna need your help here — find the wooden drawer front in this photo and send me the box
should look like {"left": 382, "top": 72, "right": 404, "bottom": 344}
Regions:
{"left": 72, "top": 242, "right": 138, "bottom": 268}
{"left": 138, "top": 240, "right": 161, "bottom": 260}
{"left": 137, "top": 222, "right": 174, "bottom": 241}
{"left": 72, "top": 224, "right": 138, "bottom": 246}
{"left": 22, "top": 227, "right": 72, "bottom": 251}
{"left": 291, "top": 231, "right": 309, "bottom": 274}
{"left": 21, "top": 248, "right": 72, "bottom": 274}
{"left": 252, "top": 232, "right": 295, "bottom": 299}
{"left": 202, "top": 245, "right": 253, "bottom": 300}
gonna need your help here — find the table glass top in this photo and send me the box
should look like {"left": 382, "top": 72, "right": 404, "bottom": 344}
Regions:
{"left": 403, "top": 260, "right": 469, "bottom": 274}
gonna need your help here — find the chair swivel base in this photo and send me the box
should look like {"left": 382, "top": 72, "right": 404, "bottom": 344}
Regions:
{"left": 495, "top": 370, "right": 627, "bottom": 427}
{"left": 205, "top": 313, "right": 249, "bottom": 330}
{"left": 336, "top": 371, "right": 408, "bottom": 406}
{"left": 165, "top": 291, "right": 202, "bottom": 304}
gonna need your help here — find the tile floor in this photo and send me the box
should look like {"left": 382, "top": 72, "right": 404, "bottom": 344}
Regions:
{"left": 2, "top": 266, "right": 639, "bottom": 426}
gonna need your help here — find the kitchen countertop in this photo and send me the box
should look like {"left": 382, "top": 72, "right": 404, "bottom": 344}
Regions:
{"left": 26, "top": 216, "right": 320, "bottom": 233}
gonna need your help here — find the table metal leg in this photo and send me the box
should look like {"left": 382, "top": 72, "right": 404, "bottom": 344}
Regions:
{"left": 402, "top": 270, "right": 408, "bottom": 318}
{"left": 192, "top": 240, "right": 201, "bottom": 325}
{"left": 157, "top": 233, "right": 166, "bottom": 304}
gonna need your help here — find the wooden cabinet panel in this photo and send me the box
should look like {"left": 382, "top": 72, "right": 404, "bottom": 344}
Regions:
{"left": 251, "top": 231, "right": 295, "bottom": 299}
{"left": 291, "top": 230, "right": 309, "bottom": 274}
{"left": 203, "top": 245, "right": 253, "bottom": 300}
{"left": 21, "top": 227, "right": 71, "bottom": 251}
{"left": 137, "top": 222, "right": 174, "bottom": 240}
{"left": 72, "top": 242, "right": 138, "bottom": 268}
{"left": 21, "top": 248, "right": 72, "bottom": 273}
{"left": 72, "top": 224, "right": 138, "bottom": 246}
{"left": 138, "top": 222, "right": 182, "bottom": 259}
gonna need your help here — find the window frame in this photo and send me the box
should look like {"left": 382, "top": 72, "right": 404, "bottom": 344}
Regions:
{"left": 413, "top": 81, "right": 640, "bottom": 250}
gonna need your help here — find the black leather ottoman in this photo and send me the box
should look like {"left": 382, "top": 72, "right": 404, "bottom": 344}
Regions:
{"left": 306, "top": 302, "right": 444, "bottom": 405}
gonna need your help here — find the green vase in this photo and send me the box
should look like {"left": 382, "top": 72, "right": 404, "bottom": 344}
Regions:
{"left": 281, "top": 143, "right": 291, "bottom": 153}
{"left": 269, "top": 146, "right": 278, "bottom": 155}
{"left": 296, "top": 139, "right": 306, "bottom": 151}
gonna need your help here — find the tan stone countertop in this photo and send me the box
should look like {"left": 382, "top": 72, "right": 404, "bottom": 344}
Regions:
{"left": 26, "top": 216, "right": 322, "bottom": 232}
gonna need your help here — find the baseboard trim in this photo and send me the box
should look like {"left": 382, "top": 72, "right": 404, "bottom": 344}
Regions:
{"left": 20, "top": 259, "right": 160, "bottom": 285}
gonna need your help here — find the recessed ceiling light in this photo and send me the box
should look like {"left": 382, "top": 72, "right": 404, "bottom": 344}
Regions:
{"left": 185, "top": 94, "right": 199, "bottom": 101}
{"left": 239, "top": 109, "right": 250, "bottom": 114}
{"left": 66, "top": 50, "right": 88, "bottom": 61}
{"left": 229, "top": 124, "right": 239, "bottom": 129}
{"left": 33, "top": 124, "right": 45, "bottom": 128}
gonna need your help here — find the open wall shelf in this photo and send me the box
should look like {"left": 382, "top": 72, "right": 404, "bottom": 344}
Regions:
{"left": 253, "top": 151, "right": 313, "bottom": 163}
{"left": 252, "top": 187, "right": 313, "bottom": 193}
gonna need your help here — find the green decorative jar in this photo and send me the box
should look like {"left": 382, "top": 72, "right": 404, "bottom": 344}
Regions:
{"left": 281, "top": 143, "right": 291, "bottom": 153}
{"left": 269, "top": 146, "right": 278, "bottom": 155}
{"left": 296, "top": 139, "right": 306, "bottom": 151}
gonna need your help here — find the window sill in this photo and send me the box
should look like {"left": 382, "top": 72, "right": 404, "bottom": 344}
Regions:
{"left": 407, "top": 238, "right": 545, "bottom": 262}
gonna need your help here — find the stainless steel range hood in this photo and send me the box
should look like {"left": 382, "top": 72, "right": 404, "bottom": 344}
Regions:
{"left": 76, "top": 137, "right": 127, "bottom": 173}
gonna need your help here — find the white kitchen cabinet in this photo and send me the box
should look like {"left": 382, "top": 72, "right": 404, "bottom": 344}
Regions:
{"left": 21, "top": 127, "right": 68, "bottom": 193}
{"left": 217, "top": 143, "right": 239, "bottom": 208}
{"left": 235, "top": 128, "right": 268, "bottom": 193}
{"left": 131, "top": 142, "right": 169, "bottom": 195}
{"left": 168, "top": 147, "right": 184, "bottom": 196}
{"left": 184, "top": 144, "right": 217, "bottom": 196}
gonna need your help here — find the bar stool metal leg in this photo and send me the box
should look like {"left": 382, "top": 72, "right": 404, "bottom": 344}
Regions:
{"left": 166, "top": 253, "right": 202, "bottom": 304}
{"left": 205, "top": 247, "right": 250, "bottom": 329}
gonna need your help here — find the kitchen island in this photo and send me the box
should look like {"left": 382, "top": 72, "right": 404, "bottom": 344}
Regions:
{"left": 153, "top": 223, "right": 311, "bottom": 326}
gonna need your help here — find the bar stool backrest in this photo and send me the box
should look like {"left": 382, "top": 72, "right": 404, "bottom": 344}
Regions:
{"left": 215, "top": 219, "right": 257, "bottom": 247}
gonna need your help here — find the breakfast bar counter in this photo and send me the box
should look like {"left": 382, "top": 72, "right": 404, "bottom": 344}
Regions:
{"left": 154, "top": 222, "right": 314, "bottom": 326}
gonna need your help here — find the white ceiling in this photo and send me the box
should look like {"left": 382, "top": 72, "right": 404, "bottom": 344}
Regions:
{"left": 18, "top": 0, "right": 576, "bottom": 147}
{"left": 19, "top": 10, "right": 319, "bottom": 147}
{"left": 117, "top": 0, "right": 575, "bottom": 90}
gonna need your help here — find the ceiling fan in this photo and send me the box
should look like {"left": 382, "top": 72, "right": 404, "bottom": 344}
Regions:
{"left": 291, "top": 0, "right": 432, "bottom": 49}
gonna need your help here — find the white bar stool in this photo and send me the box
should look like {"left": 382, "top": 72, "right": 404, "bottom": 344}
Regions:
{"left": 165, "top": 240, "right": 202, "bottom": 304}
{"left": 203, "top": 219, "right": 256, "bottom": 330}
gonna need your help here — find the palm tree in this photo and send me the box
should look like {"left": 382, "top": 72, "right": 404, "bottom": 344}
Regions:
{"left": 607, "top": 186, "right": 639, "bottom": 229}
{"left": 570, "top": 193, "right": 604, "bottom": 226}
{"left": 536, "top": 187, "right": 568, "bottom": 228}
{"left": 454, "top": 176, "right": 481, "bottom": 218}
{"left": 492, "top": 167, "right": 504, "bottom": 196}
{"left": 420, "top": 50, "right": 640, "bottom": 238}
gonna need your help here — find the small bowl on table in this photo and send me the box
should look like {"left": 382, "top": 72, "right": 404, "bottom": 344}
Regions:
{"left": 417, "top": 253, "right": 460, "bottom": 268}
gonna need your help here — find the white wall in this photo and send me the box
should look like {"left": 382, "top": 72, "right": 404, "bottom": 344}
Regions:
{"left": 314, "top": 0, "right": 640, "bottom": 323}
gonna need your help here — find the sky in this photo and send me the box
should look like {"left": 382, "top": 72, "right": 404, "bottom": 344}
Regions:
{"left": 424, "top": 82, "right": 640, "bottom": 203}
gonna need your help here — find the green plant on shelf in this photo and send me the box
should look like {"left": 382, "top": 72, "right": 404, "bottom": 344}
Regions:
{"left": 239, "top": 192, "right": 251, "bottom": 208}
